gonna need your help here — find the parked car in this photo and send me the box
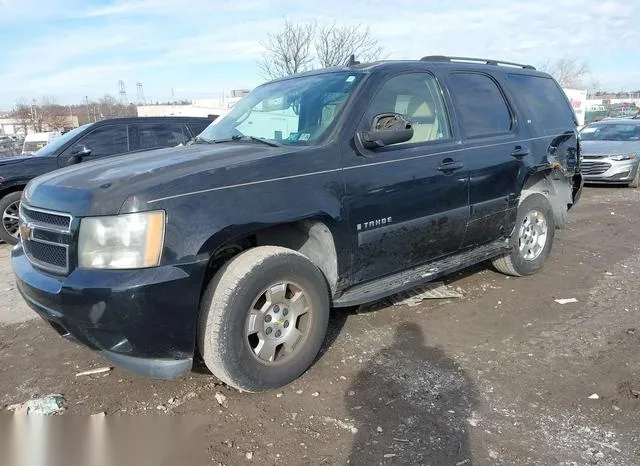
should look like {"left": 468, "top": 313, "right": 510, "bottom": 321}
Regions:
{"left": 12, "top": 57, "right": 582, "bottom": 391}
{"left": 579, "top": 119, "right": 640, "bottom": 187}
{"left": 22, "top": 131, "right": 62, "bottom": 155}
{"left": 0, "top": 137, "right": 16, "bottom": 158}
{"left": 0, "top": 116, "right": 211, "bottom": 244}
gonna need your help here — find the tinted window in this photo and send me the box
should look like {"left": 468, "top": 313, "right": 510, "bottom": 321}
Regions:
{"left": 366, "top": 73, "right": 451, "bottom": 145}
{"left": 137, "top": 122, "right": 186, "bottom": 150}
{"left": 449, "top": 73, "right": 512, "bottom": 138}
{"left": 71, "top": 125, "right": 128, "bottom": 157}
{"left": 506, "top": 74, "right": 576, "bottom": 133}
{"left": 186, "top": 121, "right": 211, "bottom": 137}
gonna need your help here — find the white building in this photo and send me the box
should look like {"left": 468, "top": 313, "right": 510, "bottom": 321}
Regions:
{"left": 137, "top": 91, "right": 249, "bottom": 120}
{"left": 0, "top": 118, "right": 24, "bottom": 136}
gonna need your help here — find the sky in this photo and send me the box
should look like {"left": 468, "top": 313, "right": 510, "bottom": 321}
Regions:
{"left": 0, "top": 0, "right": 638, "bottom": 109}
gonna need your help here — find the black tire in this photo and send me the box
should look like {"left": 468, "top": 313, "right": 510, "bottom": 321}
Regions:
{"left": 492, "top": 194, "right": 555, "bottom": 277}
{"left": 0, "top": 191, "right": 22, "bottom": 245}
{"left": 628, "top": 167, "right": 639, "bottom": 188}
{"left": 198, "top": 246, "right": 330, "bottom": 392}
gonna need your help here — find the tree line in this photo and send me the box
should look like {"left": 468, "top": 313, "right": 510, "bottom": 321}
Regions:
{"left": 260, "top": 21, "right": 596, "bottom": 91}
{"left": 10, "top": 95, "right": 137, "bottom": 133}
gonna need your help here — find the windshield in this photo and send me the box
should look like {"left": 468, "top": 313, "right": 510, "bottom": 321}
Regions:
{"left": 198, "top": 72, "right": 364, "bottom": 145}
{"left": 32, "top": 124, "right": 91, "bottom": 156}
{"left": 580, "top": 123, "right": 640, "bottom": 142}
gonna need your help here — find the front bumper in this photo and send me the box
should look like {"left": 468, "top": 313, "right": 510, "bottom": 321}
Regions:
{"left": 12, "top": 245, "right": 209, "bottom": 379}
{"left": 582, "top": 158, "right": 639, "bottom": 184}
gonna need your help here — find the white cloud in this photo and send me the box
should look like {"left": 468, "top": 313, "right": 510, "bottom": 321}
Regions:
{"left": 1, "top": 0, "right": 639, "bottom": 106}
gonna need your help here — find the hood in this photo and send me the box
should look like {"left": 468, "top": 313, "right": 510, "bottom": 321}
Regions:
{"left": 25, "top": 142, "right": 300, "bottom": 216}
{"left": 0, "top": 155, "right": 36, "bottom": 166}
{"left": 581, "top": 140, "right": 640, "bottom": 157}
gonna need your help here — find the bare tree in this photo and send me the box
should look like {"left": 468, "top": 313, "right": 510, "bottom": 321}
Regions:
{"left": 260, "top": 21, "right": 316, "bottom": 80}
{"left": 540, "top": 57, "right": 590, "bottom": 88}
{"left": 12, "top": 102, "right": 33, "bottom": 134}
{"left": 315, "top": 22, "right": 383, "bottom": 67}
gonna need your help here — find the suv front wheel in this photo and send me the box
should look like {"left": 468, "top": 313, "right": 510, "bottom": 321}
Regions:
{"left": 198, "top": 246, "right": 330, "bottom": 392}
{"left": 0, "top": 191, "right": 22, "bottom": 245}
{"left": 493, "top": 194, "right": 556, "bottom": 277}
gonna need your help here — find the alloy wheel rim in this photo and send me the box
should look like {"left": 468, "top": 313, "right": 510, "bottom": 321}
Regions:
{"left": 2, "top": 201, "right": 20, "bottom": 238}
{"left": 245, "top": 282, "right": 311, "bottom": 364}
{"left": 518, "top": 209, "right": 548, "bottom": 261}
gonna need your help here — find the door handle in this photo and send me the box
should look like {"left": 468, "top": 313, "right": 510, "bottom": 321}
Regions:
{"left": 437, "top": 159, "right": 464, "bottom": 172}
{"left": 511, "top": 146, "right": 529, "bottom": 158}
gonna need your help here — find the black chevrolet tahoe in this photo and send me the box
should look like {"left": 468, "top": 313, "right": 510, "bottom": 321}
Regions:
{"left": 13, "top": 57, "right": 583, "bottom": 392}
{"left": 0, "top": 116, "right": 211, "bottom": 244}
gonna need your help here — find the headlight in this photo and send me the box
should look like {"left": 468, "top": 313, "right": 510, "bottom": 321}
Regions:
{"left": 78, "top": 211, "right": 165, "bottom": 269}
{"left": 610, "top": 153, "right": 637, "bottom": 161}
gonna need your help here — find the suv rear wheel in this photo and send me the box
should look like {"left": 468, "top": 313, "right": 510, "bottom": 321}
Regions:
{"left": 492, "top": 194, "right": 555, "bottom": 277}
{"left": 198, "top": 246, "right": 330, "bottom": 392}
{"left": 0, "top": 191, "right": 22, "bottom": 245}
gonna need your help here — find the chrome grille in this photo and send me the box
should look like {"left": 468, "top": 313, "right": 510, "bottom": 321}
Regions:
{"left": 20, "top": 205, "right": 71, "bottom": 231}
{"left": 19, "top": 204, "right": 72, "bottom": 274}
{"left": 581, "top": 161, "right": 611, "bottom": 176}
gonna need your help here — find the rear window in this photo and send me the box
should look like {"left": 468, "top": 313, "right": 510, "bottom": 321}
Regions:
{"left": 187, "top": 120, "right": 211, "bottom": 137}
{"left": 506, "top": 74, "right": 576, "bottom": 134}
{"left": 449, "top": 73, "right": 512, "bottom": 138}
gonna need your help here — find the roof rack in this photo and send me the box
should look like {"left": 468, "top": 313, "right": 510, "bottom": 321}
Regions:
{"left": 420, "top": 55, "right": 536, "bottom": 70}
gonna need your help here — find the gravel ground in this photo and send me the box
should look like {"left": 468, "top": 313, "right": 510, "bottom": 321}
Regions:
{"left": 1, "top": 187, "right": 639, "bottom": 465}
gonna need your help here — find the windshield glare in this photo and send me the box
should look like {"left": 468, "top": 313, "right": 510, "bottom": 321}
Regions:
{"left": 33, "top": 124, "right": 91, "bottom": 156}
{"left": 199, "top": 72, "right": 364, "bottom": 145}
{"left": 580, "top": 123, "right": 640, "bottom": 142}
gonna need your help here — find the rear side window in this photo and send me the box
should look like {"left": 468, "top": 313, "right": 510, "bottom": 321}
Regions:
{"left": 449, "top": 73, "right": 512, "bottom": 138}
{"left": 506, "top": 74, "right": 576, "bottom": 134}
{"left": 137, "top": 123, "right": 187, "bottom": 150}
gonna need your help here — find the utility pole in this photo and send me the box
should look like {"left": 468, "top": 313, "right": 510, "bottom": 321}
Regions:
{"left": 136, "top": 82, "right": 146, "bottom": 105}
{"left": 118, "top": 80, "right": 128, "bottom": 104}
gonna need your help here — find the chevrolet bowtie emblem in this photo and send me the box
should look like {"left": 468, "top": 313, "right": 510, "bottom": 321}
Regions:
{"left": 19, "top": 223, "right": 33, "bottom": 240}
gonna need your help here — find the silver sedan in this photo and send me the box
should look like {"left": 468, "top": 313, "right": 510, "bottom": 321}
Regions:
{"left": 579, "top": 119, "right": 640, "bottom": 188}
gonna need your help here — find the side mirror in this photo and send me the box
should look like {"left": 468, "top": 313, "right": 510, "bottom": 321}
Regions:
{"left": 68, "top": 145, "right": 92, "bottom": 164}
{"left": 359, "top": 113, "right": 414, "bottom": 149}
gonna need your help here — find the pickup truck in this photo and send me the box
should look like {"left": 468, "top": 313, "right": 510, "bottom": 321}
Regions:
{"left": 12, "top": 56, "right": 582, "bottom": 392}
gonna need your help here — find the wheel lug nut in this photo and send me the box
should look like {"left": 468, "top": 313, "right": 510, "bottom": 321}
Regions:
{"left": 265, "top": 315, "right": 272, "bottom": 323}
{"left": 266, "top": 327, "right": 273, "bottom": 335}
{"left": 283, "top": 321, "right": 289, "bottom": 328}
{"left": 273, "top": 305, "right": 280, "bottom": 313}
{"left": 275, "top": 330, "right": 282, "bottom": 338}
{"left": 283, "top": 308, "right": 288, "bottom": 316}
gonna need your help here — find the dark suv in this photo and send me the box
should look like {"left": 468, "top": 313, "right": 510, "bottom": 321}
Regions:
{"left": 0, "top": 116, "right": 211, "bottom": 244}
{"left": 13, "top": 57, "right": 582, "bottom": 392}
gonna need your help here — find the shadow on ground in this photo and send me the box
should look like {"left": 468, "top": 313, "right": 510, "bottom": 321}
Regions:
{"left": 347, "top": 322, "right": 477, "bottom": 465}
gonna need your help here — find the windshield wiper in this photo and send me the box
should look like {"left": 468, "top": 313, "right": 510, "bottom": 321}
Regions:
{"left": 229, "top": 135, "right": 281, "bottom": 147}
{"left": 190, "top": 136, "right": 214, "bottom": 144}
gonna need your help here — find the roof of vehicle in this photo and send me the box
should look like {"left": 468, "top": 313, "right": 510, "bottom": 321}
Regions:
{"left": 89, "top": 116, "right": 212, "bottom": 125}
{"left": 588, "top": 118, "right": 640, "bottom": 125}
{"left": 268, "top": 56, "right": 546, "bottom": 83}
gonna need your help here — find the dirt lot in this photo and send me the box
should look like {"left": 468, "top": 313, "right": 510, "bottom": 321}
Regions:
{"left": 1, "top": 187, "right": 639, "bottom": 465}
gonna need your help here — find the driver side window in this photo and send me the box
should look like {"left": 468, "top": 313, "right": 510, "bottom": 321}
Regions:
{"left": 366, "top": 73, "right": 452, "bottom": 145}
{"left": 63, "top": 124, "right": 128, "bottom": 157}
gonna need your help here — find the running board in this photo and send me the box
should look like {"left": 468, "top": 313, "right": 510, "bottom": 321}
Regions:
{"left": 333, "top": 239, "right": 510, "bottom": 307}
